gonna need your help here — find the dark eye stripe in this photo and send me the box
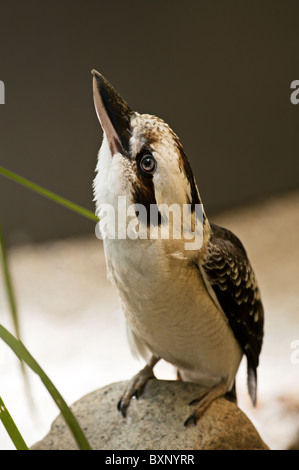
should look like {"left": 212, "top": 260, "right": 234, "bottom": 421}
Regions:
{"left": 132, "top": 149, "right": 160, "bottom": 225}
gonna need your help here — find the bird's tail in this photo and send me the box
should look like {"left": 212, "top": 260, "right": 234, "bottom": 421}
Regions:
{"left": 247, "top": 364, "right": 257, "bottom": 406}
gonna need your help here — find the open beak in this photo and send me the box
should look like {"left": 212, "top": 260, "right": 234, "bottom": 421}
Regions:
{"left": 92, "top": 69, "right": 133, "bottom": 157}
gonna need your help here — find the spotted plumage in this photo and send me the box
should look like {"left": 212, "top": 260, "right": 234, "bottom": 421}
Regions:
{"left": 91, "top": 69, "right": 264, "bottom": 424}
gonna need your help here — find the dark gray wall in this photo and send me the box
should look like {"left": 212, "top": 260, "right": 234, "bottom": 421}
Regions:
{"left": 0, "top": 1, "right": 298, "bottom": 245}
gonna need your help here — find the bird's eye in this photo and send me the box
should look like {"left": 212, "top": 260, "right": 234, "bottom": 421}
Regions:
{"left": 139, "top": 154, "right": 157, "bottom": 174}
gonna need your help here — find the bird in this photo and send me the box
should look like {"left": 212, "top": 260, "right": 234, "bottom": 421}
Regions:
{"left": 91, "top": 69, "right": 264, "bottom": 426}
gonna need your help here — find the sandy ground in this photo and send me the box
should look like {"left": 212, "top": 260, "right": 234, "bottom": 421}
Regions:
{"left": 0, "top": 190, "right": 299, "bottom": 450}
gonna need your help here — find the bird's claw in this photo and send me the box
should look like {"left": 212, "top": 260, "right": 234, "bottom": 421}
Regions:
{"left": 184, "top": 381, "right": 227, "bottom": 427}
{"left": 117, "top": 365, "right": 156, "bottom": 418}
{"left": 184, "top": 412, "right": 199, "bottom": 427}
{"left": 117, "top": 398, "right": 128, "bottom": 418}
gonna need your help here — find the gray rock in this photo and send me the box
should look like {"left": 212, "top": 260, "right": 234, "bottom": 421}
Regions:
{"left": 31, "top": 380, "right": 269, "bottom": 450}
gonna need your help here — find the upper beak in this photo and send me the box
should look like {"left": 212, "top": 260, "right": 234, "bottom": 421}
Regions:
{"left": 92, "top": 69, "right": 133, "bottom": 157}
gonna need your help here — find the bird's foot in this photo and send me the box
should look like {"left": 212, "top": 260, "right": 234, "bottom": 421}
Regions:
{"left": 117, "top": 363, "right": 156, "bottom": 417}
{"left": 184, "top": 380, "right": 227, "bottom": 426}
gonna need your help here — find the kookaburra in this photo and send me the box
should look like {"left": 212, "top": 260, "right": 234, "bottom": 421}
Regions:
{"left": 92, "top": 70, "right": 264, "bottom": 425}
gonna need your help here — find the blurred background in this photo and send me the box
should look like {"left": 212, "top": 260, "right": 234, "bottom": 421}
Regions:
{"left": 0, "top": 0, "right": 298, "bottom": 450}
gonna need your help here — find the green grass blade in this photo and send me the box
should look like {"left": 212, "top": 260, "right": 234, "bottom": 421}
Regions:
{"left": 0, "top": 166, "right": 99, "bottom": 222}
{"left": 0, "top": 223, "right": 21, "bottom": 340}
{"left": 0, "top": 324, "right": 92, "bottom": 450}
{"left": 0, "top": 396, "right": 29, "bottom": 450}
{"left": 0, "top": 223, "right": 33, "bottom": 402}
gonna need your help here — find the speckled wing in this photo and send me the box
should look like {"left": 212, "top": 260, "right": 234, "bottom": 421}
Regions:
{"left": 201, "top": 223, "right": 264, "bottom": 405}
